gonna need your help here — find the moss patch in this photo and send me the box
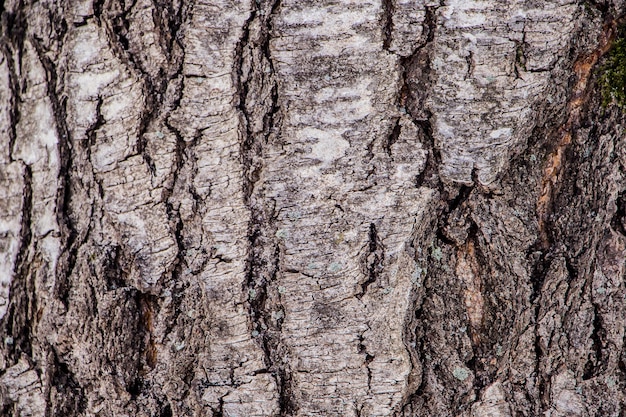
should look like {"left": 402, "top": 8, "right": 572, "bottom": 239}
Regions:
{"left": 600, "top": 32, "right": 626, "bottom": 109}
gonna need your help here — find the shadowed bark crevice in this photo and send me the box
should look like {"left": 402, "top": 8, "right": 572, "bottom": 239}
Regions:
{"left": 236, "top": 0, "right": 282, "bottom": 202}
{"left": 381, "top": 0, "right": 395, "bottom": 51}
{"left": 357, "top": 333, "right": 375, "bottom": 391}
{"left": 611, "top": 190, "right": 626, "bottom": 235}
{"left": 357, "top": 223, "right": 385, "bottom": 299}
{"left": 1, "top": 1, "right": 26, "bottom": 62}
{"left": 583, "top": 304, "right": 606, "bottom": 379}
{"left": 105, "top": 0, "right": 186, "bottom": 176}
{"left": 136, "top": 291, "right": 159, "bottom": 372}
{"left": 383, "top": 117, "right": 401, "bottom": 157}
{"left": 396, "top": 3, "right": 442, "bottom": 191}
{"left": 3, "top": 164, "right": 33, "bottom": 365}
{"left": 48, "top": 351, "right": 86, "bottom": 416}
{"left": 236, "top": 1, "right": 295, "bottom": 415}
{"left": 0, "top": 40, "right": 20, "bottom": 163}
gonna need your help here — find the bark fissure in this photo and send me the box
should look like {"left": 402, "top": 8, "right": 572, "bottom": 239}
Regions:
{"left": 31, "top": 35, "right": 82, "bottom": 313}
{"left": 1, "top": 41, "right": 20, "bottom": 163}
{"left": 137, "top": 292, "right": 159, "bottom": 372}
{"left": 235, "top": 7, "right": 259, "bottom": 204}
{"left": 381, "top": 0, "right": 395, "bottom": 51}
{"left": 5, "top": 164, "right": 33, "bottom": 364}
{"left": 162, "top": 88, "right": 186, "bottom": 290}
{"left": 383, "top": 117, "right": 401, "bottom": 157}
{"left": 236, "top": 1, "right": 295, "bottom": 415}
{"left": 399, "top": 2, "right": 443, "bottom": 189}
{"left": 357, "top": 333, "right": 375, "bottom": 391}
{"left": 584, "top": 303, "right": 606, "bottom": 379}
{"left": 48, "top": 350, "right": 86, "bottom": 415}
{"left": 611, "top": 190, "right": 626, "bottom": 235}
{"left": 357, "top": 223, "right": 385, "bottom": 299}
{"left": 106, "top": 0, "right": 182, "bottom": 175}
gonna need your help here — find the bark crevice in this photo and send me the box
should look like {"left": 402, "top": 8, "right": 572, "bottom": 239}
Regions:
{"left": 236, "top": 1, "right": 295, "bottom": 414}
{"left": 5, "top": 164, "right": 33, "bottom": 364}
{"left": 357, "top": 223, "right": 385, "bottom": 299}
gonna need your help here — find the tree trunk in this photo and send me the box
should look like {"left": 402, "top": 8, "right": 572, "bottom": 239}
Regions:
{"left": 2, "top": 0, "right": 626, "bottom": 416}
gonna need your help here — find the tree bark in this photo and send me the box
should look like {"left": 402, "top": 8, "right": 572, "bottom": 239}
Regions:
{"left": 1, "top": 0, "right": 626, "bottom": 416}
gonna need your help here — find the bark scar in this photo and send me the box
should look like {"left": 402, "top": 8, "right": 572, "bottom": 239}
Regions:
{"left": 455, "top": 238, "right": 484, "bottom": 344}
{"left": 537, "top": 19, "right": 620, "bottom": 248}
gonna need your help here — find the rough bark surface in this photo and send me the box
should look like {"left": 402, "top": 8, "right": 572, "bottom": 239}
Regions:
{"left": 2, "top": 0, "right": 626, "bottom": 416}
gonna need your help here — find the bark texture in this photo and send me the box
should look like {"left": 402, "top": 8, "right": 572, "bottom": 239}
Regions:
{"left": 2, "top": 0, "right": 626, "bottom": 416}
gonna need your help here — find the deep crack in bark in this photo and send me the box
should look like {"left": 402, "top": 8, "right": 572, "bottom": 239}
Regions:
{"left": 5, "top": 164, "right": 33, "bottom": 364}
{"left": 381, "top": 0, "right": 395, "bottom": 51}
{"left": 236, "top": 1, "right": 295, "bottom": 415}
{"left": 357, "top": 223, "right": 384, "bottom": 299}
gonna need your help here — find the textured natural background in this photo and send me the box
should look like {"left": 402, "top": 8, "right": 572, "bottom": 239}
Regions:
{"left": 2, "top": 0, "right": 626, "bottom": 416}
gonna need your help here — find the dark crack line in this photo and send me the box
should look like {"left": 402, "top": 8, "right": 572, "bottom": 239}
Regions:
{"left": 211, "top": 395, "right": 226, "bottom": 417}
{"left": 236, "top": 1, "right": 296, "bottom": 415}
{"left": 237, "top": 0, "right": 283, "bottom": 203}
{"left": 611, "top": 189, "right": 626, "bottom": 235}
{"left": 93, "top": 0, "right": 105, "bottom": 23}
{"left": 584, "top": 254, "right": 606, "bottom": 380}
{"left": 15, "top": 165, "right": 33, "bottom": 273}
{"left": 381, "top": 0, "right": 395, "bottom": 50}
{"left": 46, "top": 348, "right": 87, "bottom": 416}
{"left": 396, "top": 3, "right": 461, "bottom": 412}
{"left": 584, "top": 0, "right": 610, "bottom": 14}
{"left": 357, "top": 223, "right": 385, "bottom": 299}
{"left": 583, "top": 302, "right": 605, "bottom": 379}
{"left": 413, "top": 117, "right": 441, "bottom": 189}
{"left": 107, "top": 0, "right": 189, "bottom": 287}
{"left": 383, "top": 117, "right": 401, "bottom": 157}
{"left": 357, "top": 333, "right": 375, "bottom": 390}
{"left": 135, "top": 291, "right": 159, "bottom": 372}
{"left": 31, "top": 37, "right": 83, "bottom": 311}
{"left": 400, "top": 3, "right": 443, "bottom": 189}
{"left": 5, "top": 163, "right": 33, "bottom": 364}
{"left": 1, "top": 0, "right": 27, "bottom": 65}
{"left": 1, "top": 41, "right": 20, "bottom": 163}
{"left": 400, "top": 305, "right": 430, "bottom": 414}
{"left": 234, "top": 5, "right": 257, "bottom": 203}
{"left": 105, "top": 0, "right": 173, "bottom": 175}
{"left": 159, "top": 3, "right": 190, "bottom": 290}
{"left": 162, "top": 115, "right": 187, "bottom": 286}
{"left": 236, "top": 9, "right": 260, "bottom": 205}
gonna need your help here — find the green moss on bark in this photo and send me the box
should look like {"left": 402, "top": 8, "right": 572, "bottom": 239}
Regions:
{"left": 600, "top": 33, "right": 626, "bottom": 109}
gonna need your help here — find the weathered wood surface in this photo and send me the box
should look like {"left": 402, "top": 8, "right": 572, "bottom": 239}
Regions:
{"left": 2, "top": 0, "right": 626, "bottom": 416}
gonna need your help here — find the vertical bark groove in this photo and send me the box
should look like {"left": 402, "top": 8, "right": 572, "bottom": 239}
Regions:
{"left": 6, "top": 163, "right": 33, "bottom": 364}
{"left": 236, "top": 0, "right": 294, "bottom": 414}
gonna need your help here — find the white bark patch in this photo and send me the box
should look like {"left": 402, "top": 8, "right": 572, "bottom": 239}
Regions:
{"left": 306, "top": 127, "right": 351, "bottom": 166}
